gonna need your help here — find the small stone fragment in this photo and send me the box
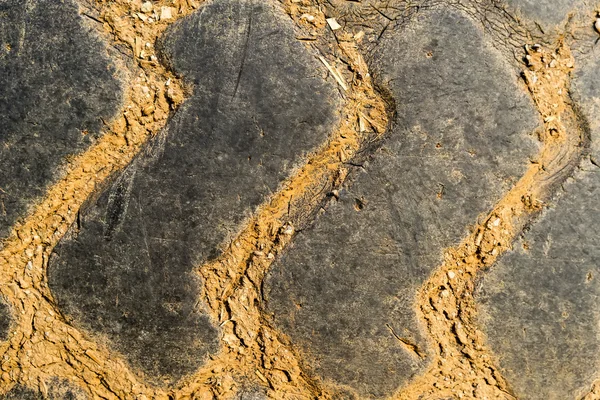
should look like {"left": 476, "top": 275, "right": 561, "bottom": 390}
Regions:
{"left": 300, "top": 13, "right": 315, "bottom": 22}
{"left": 326, "top": 17, "right": 341, "bottom": 30}
{"left": 160, "top": 6, "right": 173, "bottom": 20}
{"left": 141, "top": 1, "right": 153, "bottom": 13}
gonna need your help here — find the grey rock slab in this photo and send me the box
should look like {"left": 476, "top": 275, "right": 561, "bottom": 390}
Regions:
{"left": 0, "top": 386, "right": 40, "bottom": 400}
{"left": 502, "top": 0, "right": 586, "bottom": 30}
{"left": 236, "top": 389, "right": 268, "bottom": 400}
{"left": 474, "top": 28, "right": 600, "bottom": 400}
{"left": 320, "top": 0, "right": 431, "bottom": 41}
{"left": 0, "top": 0, "right": 123, "bottom": 237}
{"left": 573, "top": 46, "right": 600, "bottom": 158}
{"left": 45, "top": 380, "right": 88, "bottom": 400}
{"left": 0, "top": 297, "right": 11, "bottom": 342}
{"left": 264, "top": 8, "right": 539, "bottom": 399}
{"left": 0, "top": 381, "right": 87, "bottom": 400}
{"left": 48, "top": 0, "right": 340, "bottom": 385}
{"left": 475, "top": 161, "right": 600, "bottom": 400}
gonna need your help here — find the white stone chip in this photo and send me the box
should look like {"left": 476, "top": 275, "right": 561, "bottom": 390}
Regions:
{"left": 141, "top": 1, "right": 153, "bottom": 13}
{"left": 326, "top": 18, "right": 341, "bottom": 30}
{"left": 161, "top": 6, "right": 173, "bottom": 20}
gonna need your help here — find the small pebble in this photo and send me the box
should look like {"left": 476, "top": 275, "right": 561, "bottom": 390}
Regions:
{"left": 326, "top": 18, "right": 341, "bottom": 30}
{"left": 141, "top": 1, "right": 153, "bottom": 13}
{"left": 300, "top": 13, "right": 315, "bottom": 22}
{"left": 447, "top": 270, "right": 456, "bottom": 279}
{"left": 160, "top": 6, "right": 173, "bottom": 20}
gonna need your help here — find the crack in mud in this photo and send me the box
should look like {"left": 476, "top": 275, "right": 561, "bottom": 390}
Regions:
{"left": 0, "top": 0, "right": 202, "bottom": 398}
{"left": 0, "top": 0, "right": 387, "bottom": 398}
{"left": 394, "top": 40, "right": 588, "bottom": 400}
{"left": 0, "top": 0, "right": 595, "bottom": 398}
{"left": 181, "top": 1, "right": 389, "bottom": 398}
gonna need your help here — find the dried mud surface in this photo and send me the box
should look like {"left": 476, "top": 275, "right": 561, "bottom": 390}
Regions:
{"left": 0, "top": 0, "right": 598, "bottom": 399}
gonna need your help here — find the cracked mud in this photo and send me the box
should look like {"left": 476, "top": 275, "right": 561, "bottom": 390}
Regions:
{"left": 48, "top": 0, "right": 340, "bottom": 385}
{"left": 265, "top": 7, "right": 538, "bottom": 399}
{"left": 1, "top": 0, "right": 600, "bottom": 399}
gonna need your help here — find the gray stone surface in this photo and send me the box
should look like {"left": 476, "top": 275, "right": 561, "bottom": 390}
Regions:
{"left": 320, "top": 0, "right": 429, "bottom": 40}
{"left": 48, "top": 0, "right": 339, "bottom": 385}
{"left": 573, "top": 46, "right": 600, "bottom": 159}
{"left": 236, "top": 389, "right": 268, "bottom": 400}
{"left": 0, "top": 380, "right": 87, "bottom": 400}
{"left": 0, "top": 297, "right": 10, "bottom": 341}
{"left": 503, "top": 0, "right": 586, "bottom": 29}
{"left": 0, "top": 386, "right": 40, "bottom": 400}
{"left": 476, "top": 163, "right": 600, "bottom": 400}
{"left": 0, "top": 0, "right": 123, "bottom": 237}
{"left": 474, "top": 31, "right": 600, "bottom": 400}
{"left": 46, "top": 379, "right": 88, "bottom": 400}
{"left": 264, "top": 8, "right": 539, "bottom": 399}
